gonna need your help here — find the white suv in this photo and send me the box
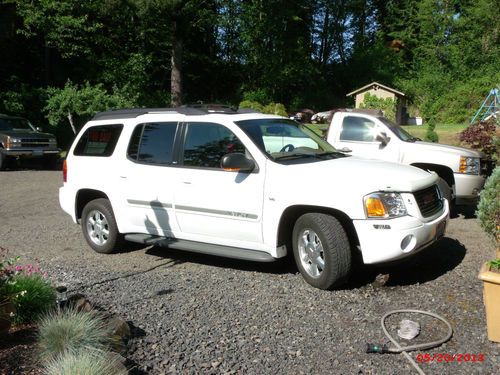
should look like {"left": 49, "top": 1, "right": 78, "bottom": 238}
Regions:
{"left": 59, "top": 107, "right": 449, "bottom": 289}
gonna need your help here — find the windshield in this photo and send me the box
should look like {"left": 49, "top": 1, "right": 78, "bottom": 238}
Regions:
{"left": 235, "top": 118, "right": 346, "bottom": 163}
{"left": 0, "top": 117, "right": 34, "bottom": 131}
{"left": 377, "top": 117, "right": 418, "bottom": 142}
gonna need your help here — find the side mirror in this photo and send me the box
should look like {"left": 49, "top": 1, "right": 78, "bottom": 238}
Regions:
{"left": 221, "top": 153, "right": 255, "bottom": 172}
{"left": 35, "top": 127, "right": 42, "bottom": 132}
{"left": 376, "top": 132, "right": 390, "bottom": 146}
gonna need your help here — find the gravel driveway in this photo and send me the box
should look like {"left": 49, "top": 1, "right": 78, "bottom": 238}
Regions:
{"left": 1, "top": 170, "right": 499, "bottom": 375}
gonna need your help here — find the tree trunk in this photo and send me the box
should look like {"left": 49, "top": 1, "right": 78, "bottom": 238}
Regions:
{"left": 67, "top": 111, "right": 77, "bottom": 134}
{"left": 170, "top": 20, "right": 183, "bottom": 107}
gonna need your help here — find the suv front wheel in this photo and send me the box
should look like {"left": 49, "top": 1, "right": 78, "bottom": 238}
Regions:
{"left": 292, "top": 213, "right": 351, "bottom": 289}
{"left": 81, "top": 198, "right": 123, "bottom": 254}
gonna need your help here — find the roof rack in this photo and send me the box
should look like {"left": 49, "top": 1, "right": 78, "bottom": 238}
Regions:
{"left": 92, "top": 107, "right": 207, "bottom": 120}
{"left": 92, "top": 104, "right": 260, "bottom": 121}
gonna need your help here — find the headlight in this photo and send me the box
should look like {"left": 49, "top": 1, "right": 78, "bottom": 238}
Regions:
{"left": 6, "top": 136, "right": 21, "bottom": 148}
{"left": 364, "top": 192, "right": 407, "bottom": 218}
{"left": 459, "top": 156, "right": 480, "bottom": 175}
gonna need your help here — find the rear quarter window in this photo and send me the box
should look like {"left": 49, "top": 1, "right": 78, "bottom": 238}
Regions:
{"left": 74, "top": 125, "right": 123, "bottom": 156}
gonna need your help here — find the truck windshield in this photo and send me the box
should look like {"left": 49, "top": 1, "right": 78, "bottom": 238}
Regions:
{"left": 0, "top": 117, "right": 34, "bottom": 131}
{"left": 236, "top": 118, "right": 346, "bottom": 163}
{"left": 377, "top": 117, "right": 420, "bottom": 142}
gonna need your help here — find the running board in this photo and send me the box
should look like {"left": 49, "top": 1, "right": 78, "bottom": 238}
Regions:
{"left": 124, "top": 233, "right": 276, "bottom": 262}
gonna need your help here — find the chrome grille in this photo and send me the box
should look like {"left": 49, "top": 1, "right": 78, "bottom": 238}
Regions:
{"left": 414, "top": 185, "right": 443, "bottom": 218}
{"left": 20, "top": 138, "right": 50, "bottom": 147}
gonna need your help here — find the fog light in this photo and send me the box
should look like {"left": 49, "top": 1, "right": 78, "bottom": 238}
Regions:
{"left": 401, "top": 235, "right": 416, "bottom": 252}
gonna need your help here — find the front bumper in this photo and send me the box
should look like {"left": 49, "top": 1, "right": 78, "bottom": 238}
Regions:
{"left": 353, "top": 199, "right": 449, "bottom": 264}
{"left": 2, "top": 148, "right": 61, "bottom": 157}
{"left": 454, "top": 173, "right": 485, "bottom": 203}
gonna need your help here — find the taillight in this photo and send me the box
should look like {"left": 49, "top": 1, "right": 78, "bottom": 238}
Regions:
{"left": 63, "top": 159, "right": 67, "bottom": 183}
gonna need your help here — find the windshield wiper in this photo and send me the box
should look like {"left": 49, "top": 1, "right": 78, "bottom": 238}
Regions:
{"left": 273, "top": 153, "right": 319, "bottom": 161}
{"left": 317, "top": 151, "right": 348, "bottom": 158}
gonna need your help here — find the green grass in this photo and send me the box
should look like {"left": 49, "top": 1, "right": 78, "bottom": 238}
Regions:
{"left": 38, "top": 307, "right": 112, "bottom": 361}
{"left": 402, "top": 123, "right": 468, "bottom": 146}
{"left": 5, "top": 274, "right": 56, "bottom": 324}
{"left": 44, "top": 349, "right": 128, "bottom": 375}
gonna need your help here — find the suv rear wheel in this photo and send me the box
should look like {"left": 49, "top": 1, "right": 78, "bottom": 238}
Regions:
{"left": 81, "top": 198, "right": 122, "bottom": 254}
{"left": 292, "top": 213, "right": 351, "bottom": 289}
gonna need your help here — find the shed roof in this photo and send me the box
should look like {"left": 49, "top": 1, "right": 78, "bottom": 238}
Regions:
{"left": 346, "top": 81, "right": 405, "bottom": 97}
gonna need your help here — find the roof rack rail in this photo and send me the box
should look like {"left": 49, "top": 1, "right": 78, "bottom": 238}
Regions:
{"left": 92, "top": 107, "right": 206, "bottom": 120}
{"left": 236, "top": 108, "right": 261, "bottom": 114}
{"left": 184, "top": 103, "right": 238, "bottom": 114}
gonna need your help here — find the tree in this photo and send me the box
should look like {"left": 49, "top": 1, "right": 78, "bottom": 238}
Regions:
{"left": 44, "top": 80, "right": 138, "bottom": 134}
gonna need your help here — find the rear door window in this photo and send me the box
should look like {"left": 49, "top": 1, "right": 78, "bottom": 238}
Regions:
{"left": 127, "top": 122, "right": 178, "bottom": 164}
{"left": 74, "top": 125, "right": 123, "bottom": 156}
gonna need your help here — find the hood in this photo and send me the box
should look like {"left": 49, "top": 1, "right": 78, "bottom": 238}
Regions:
{"left": 413, "top": 141, "right": 483, "bottom": 158}
{"left": 266, "top": 156, "right": 440, "bottom": 220}
{"left": 0, "top": 130, "right": 56, "bottom": 139}
{"left": 279, "top": 156, "right": 438, "bottom": 193}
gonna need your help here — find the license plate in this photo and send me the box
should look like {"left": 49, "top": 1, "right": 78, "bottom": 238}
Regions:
{"left": 32, "top": 150, "right": 43, "bottom": 156}
{"left": 435, "top": 220, "right": 446, "bottom": 240}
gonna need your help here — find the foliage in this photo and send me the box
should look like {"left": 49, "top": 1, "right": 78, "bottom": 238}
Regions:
{"left": 4, "top": 273, "right": 55, "bottom": 324}
{"left": 459, "top": 120, "right": 499, "bottom": 160}
{"left": 238, "top": 100, "right": 263, "bottom": 112}
{"left": 262, "top": 103, "right": 288, "bottom": 117}
{"left": 44, "top": 349, "right": 127, "bottom": 375}
{"left": 1, "top": 0, "right": 499, "bottom": 136}
{"left": 476, "top": 167, "right": 500, "bottom": 243}
{"left": 424, "top": 118, "right": 439, "bottom": 143}
{"left": 359, "top": 93, "right": 396, "bottom": 122}
{"left": 38, "top": 307, "right": 112, "bottom": 361}
{"left": 44, "top": 80, "right": 138, "bottom": 139}
{"left": 489, "top": 259, "right": 500, "bottom": 271}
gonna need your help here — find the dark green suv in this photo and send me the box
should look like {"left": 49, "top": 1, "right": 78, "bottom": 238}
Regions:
{"left": 0, "top": 114, "right": 61, "bottom": 170}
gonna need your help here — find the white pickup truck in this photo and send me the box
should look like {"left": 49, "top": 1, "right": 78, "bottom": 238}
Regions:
{"left": 325, "top": 110, "right": 491, "bottom": 204}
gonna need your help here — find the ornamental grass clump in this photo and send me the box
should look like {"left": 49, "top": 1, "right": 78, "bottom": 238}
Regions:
{"left": 5, "top": 273, "right": 56, "bottom": 324}
{"left": 38, "top": 307, "right": 112, "bottom": 361}
{"left": 44, "top": 349, "right": 127, "bottom": 375}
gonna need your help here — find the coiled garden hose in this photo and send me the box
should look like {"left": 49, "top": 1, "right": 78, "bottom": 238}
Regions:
{"left": 366, "top": 309, "right": 454, "bottom": 375}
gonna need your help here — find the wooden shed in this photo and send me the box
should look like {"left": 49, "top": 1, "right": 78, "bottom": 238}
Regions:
{"left": 346, "top": 81, "right": 408, "bottom": 125}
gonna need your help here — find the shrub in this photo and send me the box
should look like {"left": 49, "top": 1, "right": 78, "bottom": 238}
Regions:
{"left": 425, "top": 118, "right": 439, "bottom": 143}
{"left": 262, "top": 102, "right": 287, "bottom": 117}
{"left": 38, "top": 307, "right": 112, "bottom": 361}
{"left": 360, "top": 93, "right": 396, "bottom": 122}
{"left": 238, "top": 100, "right": 263, "bottom": 112}
{"left": 44, "top": 349, "right": 127, "bottom": 375}
{"left": 476, "top": 167, "right": 500, "bottom": 243}
{"left": 459, "top": 120, "right": 499, "bottom": 160}
{"left": 5, "top": 274, "right": 55, "bottom": 324}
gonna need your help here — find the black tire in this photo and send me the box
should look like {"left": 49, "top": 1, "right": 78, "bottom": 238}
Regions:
{"left": 43, "top": 154, "right": 60, "bottom": 170}
{"left": 292, "top": 213, "right": 351, "bottom": 290}
{"left": 81, "top": 198, "right": 123, "bottom": 254}
{"left": 0, "top": 152, "right": 5, "bottom": 170}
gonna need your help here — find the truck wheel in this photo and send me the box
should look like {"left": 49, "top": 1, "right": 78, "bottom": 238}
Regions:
{"left": 43, "top": 154, "right": 60, "bottom": 170}
{"left": 81, "top": 198, "right": 123, "bottom": 254}
{"left": 292, "top": 213, "right": 351, "bottom": 289}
